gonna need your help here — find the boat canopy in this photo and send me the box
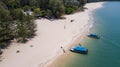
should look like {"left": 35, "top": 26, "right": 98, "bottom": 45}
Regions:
{"left": 90, "top": 34, "right": 98, "bottom": 36}
{"left": 73, "top": 46, "right": 87, "bottom": 51}
{"left": 88, "top": 34, "right": 100, "bottom": 39}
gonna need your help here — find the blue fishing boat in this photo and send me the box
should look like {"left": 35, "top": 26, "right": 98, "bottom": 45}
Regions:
{"left": 87, "top": 34, "right": 100, "bottom": 39}
{"left": 70, "top": 45, "right": 88, "bottom": 54}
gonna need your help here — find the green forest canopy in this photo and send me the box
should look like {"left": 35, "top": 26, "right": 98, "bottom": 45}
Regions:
{"left": 0, "top": 0, "right": 86, "bottom": 50}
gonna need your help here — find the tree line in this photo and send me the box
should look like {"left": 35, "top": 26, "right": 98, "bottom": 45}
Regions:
{"left": 0, "top": 0, "right": 86, "bottom": 51}
{"left": 0, "top": 1, "right": 36, "bottom": 50}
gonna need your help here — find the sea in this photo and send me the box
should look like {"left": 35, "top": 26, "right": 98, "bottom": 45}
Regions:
{"left": 56, "top": 2, "right": 120, "bottom": 67}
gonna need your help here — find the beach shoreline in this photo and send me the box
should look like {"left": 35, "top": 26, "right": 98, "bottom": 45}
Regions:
{"left": 46, "top": 2, "right": 105, "bottom": 67}
{"left": 0, "top": 2, "right": 104, "bottom": 67}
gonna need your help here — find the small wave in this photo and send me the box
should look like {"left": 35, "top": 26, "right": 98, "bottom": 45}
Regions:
{"left": 101, "top": 36, "right": 120, "bottom": 48}
{"left": 87, "top": 12, "right": 96, "bottom": 33}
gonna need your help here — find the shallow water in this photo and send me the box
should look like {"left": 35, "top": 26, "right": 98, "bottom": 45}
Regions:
{"left": 57, "top": 2, "right": 120, "bottom": 67}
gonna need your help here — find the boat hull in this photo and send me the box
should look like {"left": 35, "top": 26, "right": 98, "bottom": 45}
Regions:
{"left": 70, "top": 48, "right": 88, "bottom": 54}
{"left": 87, "top": 34, "right": 100, "bottom": 39}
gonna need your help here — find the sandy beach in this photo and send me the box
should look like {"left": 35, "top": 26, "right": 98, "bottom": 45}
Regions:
{"left": 0, "top": 2, "right": 104, "bottom": 67}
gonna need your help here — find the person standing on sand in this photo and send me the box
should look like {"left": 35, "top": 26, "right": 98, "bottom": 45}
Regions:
{"left": 64, "top": 25, "right": 66, "bottom": 29}
{"left": 16, "top": 50, "right": 20, "bottom": 53}
{"left": 61, "top": 46, "right": 65, "bottom": 53}
{"left": 61, "top": 46, "right": 63, "bottom": 48}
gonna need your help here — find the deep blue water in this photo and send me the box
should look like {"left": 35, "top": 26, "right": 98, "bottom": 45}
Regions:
{"left": 57, "top": 2, "right": 120, "bottom": 67}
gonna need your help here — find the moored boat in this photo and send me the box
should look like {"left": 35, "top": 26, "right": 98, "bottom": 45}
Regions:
{"left": 87, "top": 34, "right": 100, "bottom": 39}
{"left": 70, "top": 45, "right": 88, "bottom": 54}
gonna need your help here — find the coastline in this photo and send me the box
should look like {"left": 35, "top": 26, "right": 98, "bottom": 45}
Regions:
{"left": 47, "top": 2, "right": 105, "bottom": 67}
{"left": 0, "top": 2, "right": 104, "bottom": 67}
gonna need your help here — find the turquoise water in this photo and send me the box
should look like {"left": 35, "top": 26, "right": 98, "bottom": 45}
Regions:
{"left": 58, "top": 2, "right": 120, "bottom": 67}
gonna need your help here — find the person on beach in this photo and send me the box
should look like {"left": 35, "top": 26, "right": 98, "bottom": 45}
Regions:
{"left": 63, "top": 49, "right": 65, "bottom": 53}
{"left": 64, "top": 25, "right": 66, "bottom": 29}
{"left": 61, "top": 46, "right": 65, "bottom": 53}
{"left": 16, "top": 50, "right": 20, "bottom": 53}
{"left": 61, "top": 46, "right": 63, "bottom": 48}
{"left": 71, "top": 20, "right": 74, "bottom": 22}
{"left": 79, "top": 43, "right": 81, "bottom": 46}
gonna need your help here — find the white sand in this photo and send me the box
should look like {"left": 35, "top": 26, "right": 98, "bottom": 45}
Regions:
{"left": 0, "top": 2, "right": 104, "bottom": 67}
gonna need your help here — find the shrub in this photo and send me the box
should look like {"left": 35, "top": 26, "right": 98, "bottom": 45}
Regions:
{"left": 39, "top": 10, "right": 52, "bottom": 17}
{"left": 65, "top": 6, "right": 77, "bottom": 14}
